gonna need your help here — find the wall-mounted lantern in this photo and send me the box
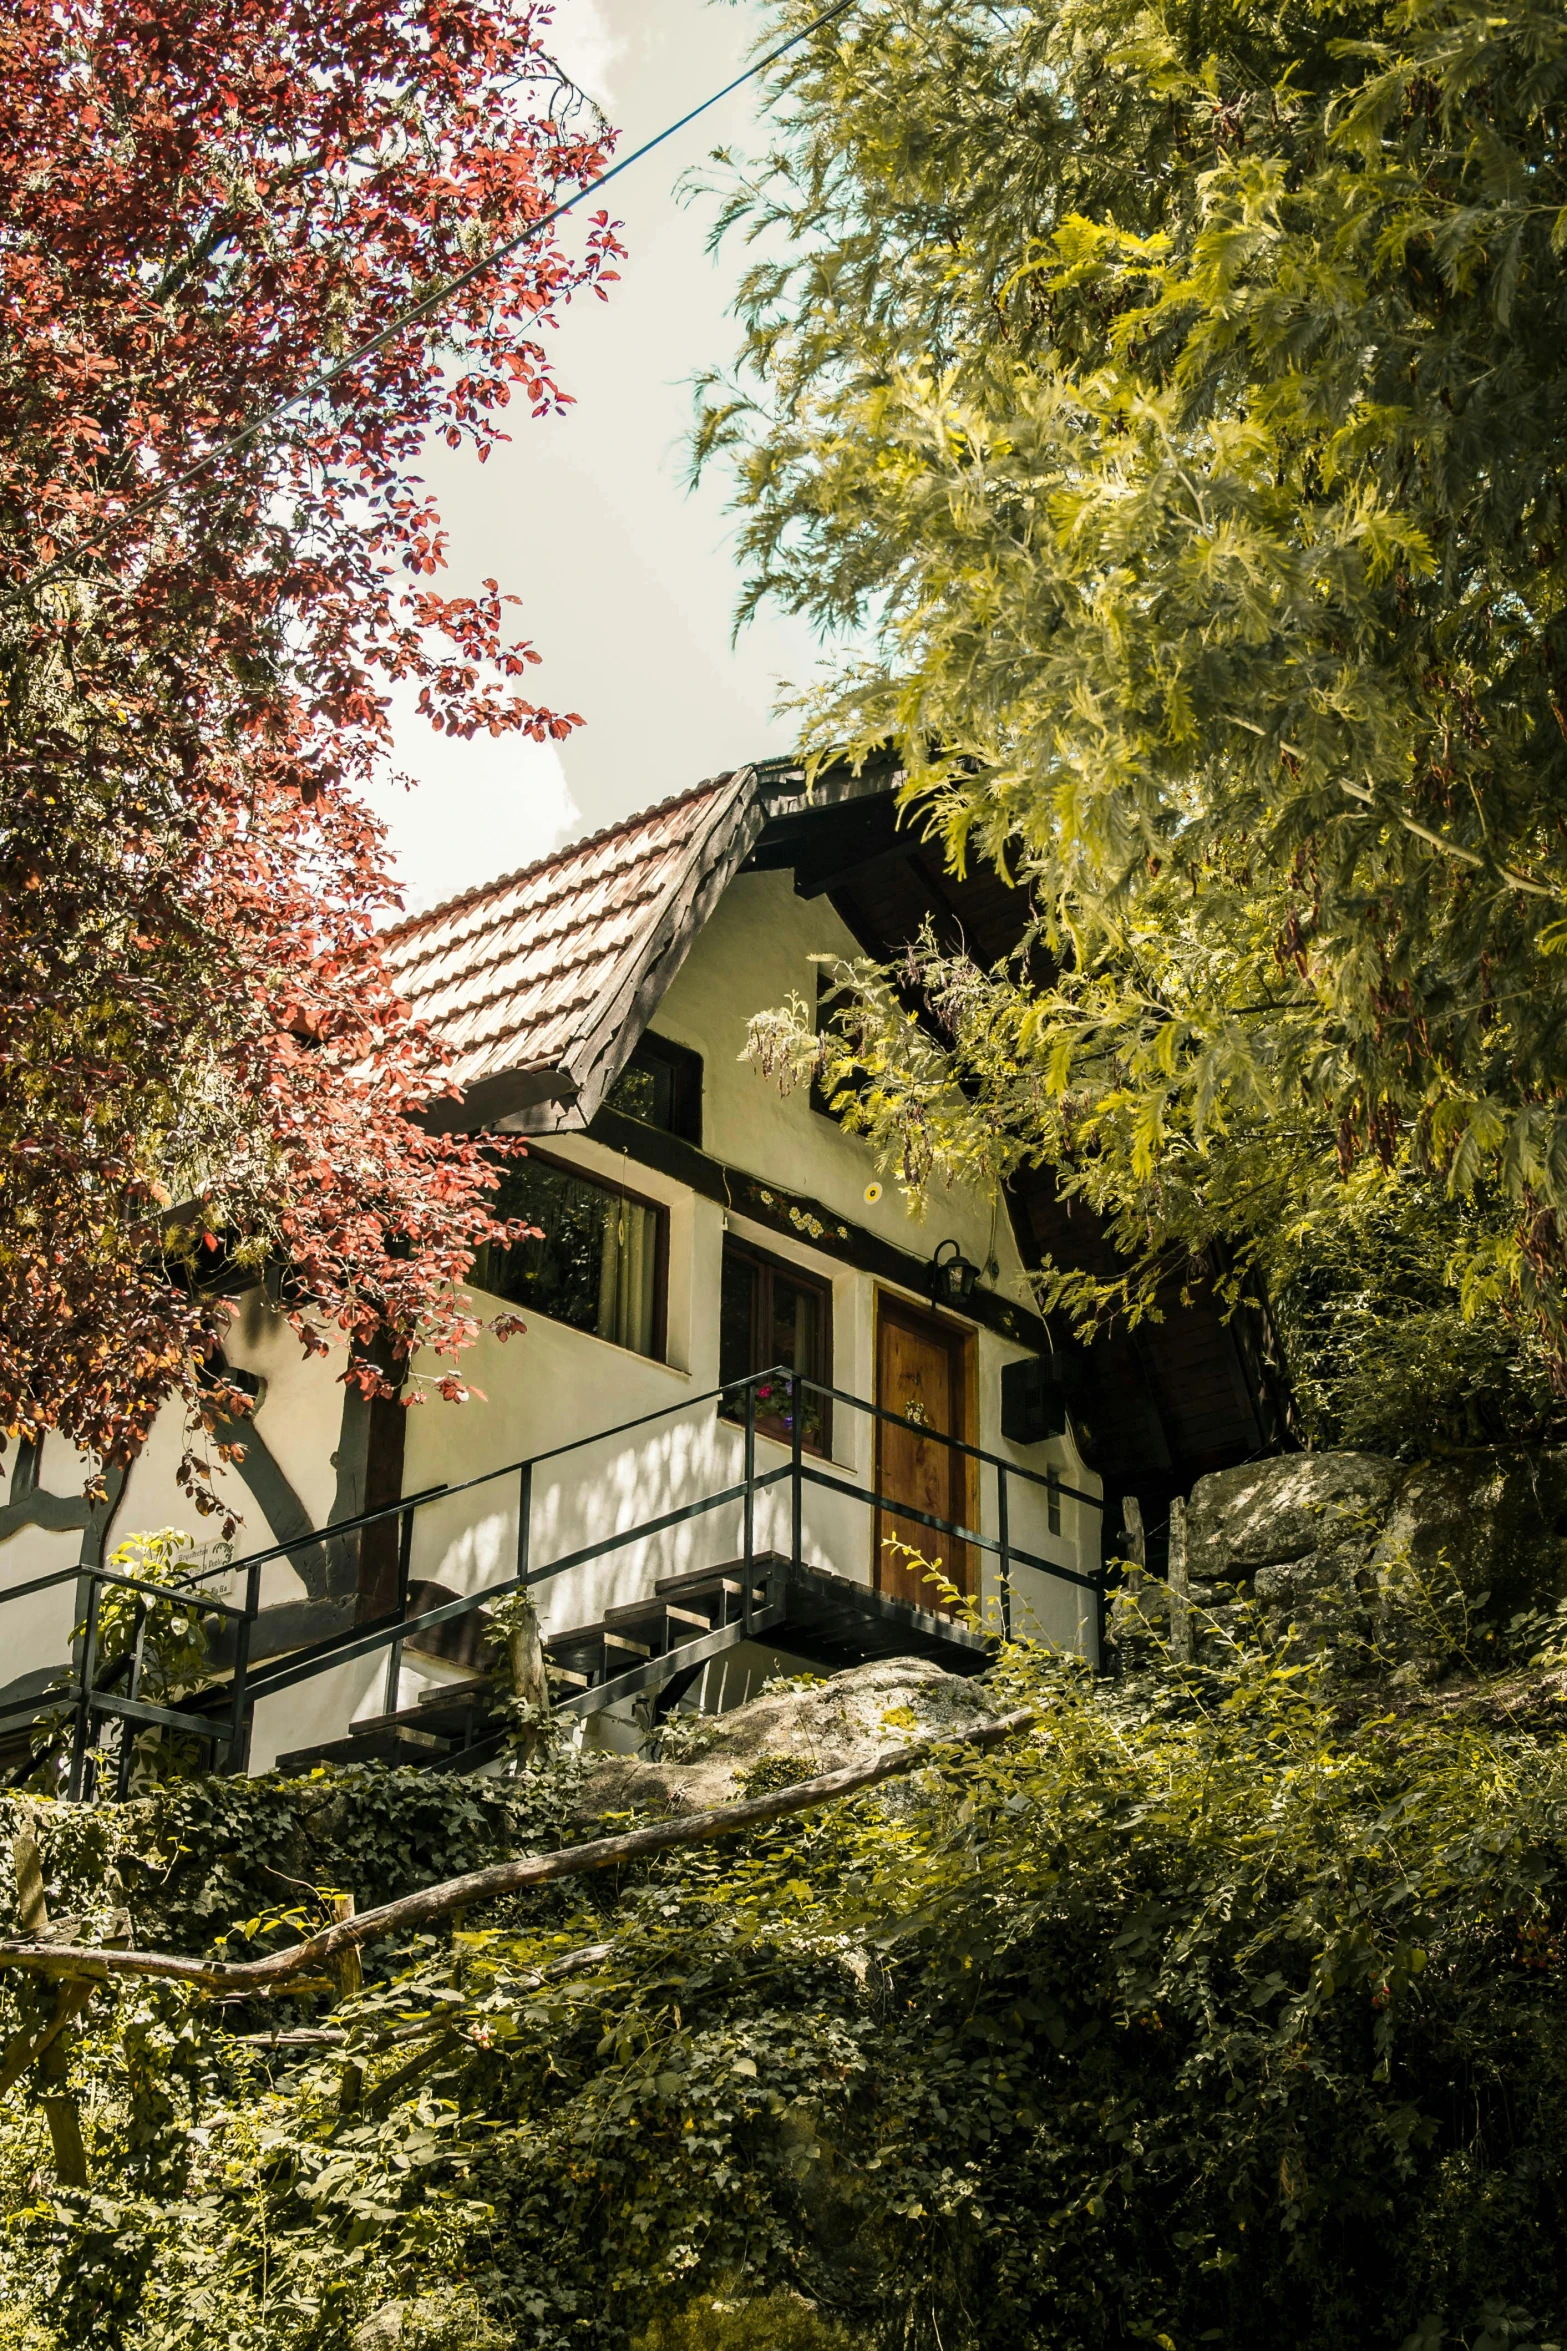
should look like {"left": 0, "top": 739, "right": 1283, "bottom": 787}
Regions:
{"left": 929, "top": 1238, "right": 980, "bottom": 1308}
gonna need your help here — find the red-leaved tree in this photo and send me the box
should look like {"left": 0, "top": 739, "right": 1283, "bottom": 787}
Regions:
{"left": 0, "top": 0, "right": 621, "bottom": 1487}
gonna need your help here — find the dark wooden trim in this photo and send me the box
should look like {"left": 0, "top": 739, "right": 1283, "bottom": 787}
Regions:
{"left": 550, "top": 772, "right": 768, "bottom": 1132}
{"left": 356, "top": 1345, "right": 410, "bottom": 1621}
{"left": 418, "top": 1064, "right": 577, "bottom": 1138}
{"left": 584, "top": 1103, "right": 1049, "bottom": 1354}
{"left": 0, "top": 1488, "right": 91, "bottom": 1546}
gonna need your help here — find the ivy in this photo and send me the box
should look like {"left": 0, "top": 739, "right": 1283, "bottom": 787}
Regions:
{"left": 5, "top": 1637, "right": 1567, "bottom": 2347}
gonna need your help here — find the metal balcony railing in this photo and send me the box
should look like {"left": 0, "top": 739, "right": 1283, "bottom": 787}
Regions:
{"left": 0, "top": 1368, "right": 1105, "bottom": 1802}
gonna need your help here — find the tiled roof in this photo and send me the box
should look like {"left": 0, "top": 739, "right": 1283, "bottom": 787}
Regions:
{"left": 384, "top": 772, "right": 750, "bottom": 1114}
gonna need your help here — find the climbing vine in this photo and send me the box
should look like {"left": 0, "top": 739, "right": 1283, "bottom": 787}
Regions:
{"left": 3, "top": 1633, "right": 1567, "bottom": 2348}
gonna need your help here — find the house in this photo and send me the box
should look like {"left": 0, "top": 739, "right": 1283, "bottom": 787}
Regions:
{"left": 0, "top": 759, "right": 1283, "bottom": 1781}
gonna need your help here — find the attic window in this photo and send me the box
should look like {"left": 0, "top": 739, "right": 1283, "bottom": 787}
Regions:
{"left": 606, "top": 1032, "right": 703, "bottom": 1145}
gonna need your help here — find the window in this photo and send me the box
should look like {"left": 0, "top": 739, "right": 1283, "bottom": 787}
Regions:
{"left": 477, "top": 1152, "right": 666, "bottom": 1360}
{"left": 719, "top": 1238, "right": 832, "bottom": 1453}
{"left": 606, "top": 1032, "right": 703, "bottom": 1145}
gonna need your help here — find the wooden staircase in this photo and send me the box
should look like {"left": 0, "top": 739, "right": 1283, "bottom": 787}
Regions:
{"left": 276, "top": 1677, "right": 503, "bottom": 1776}
{"left": 273, "top": 1555, "right": 993, "bottom": 1776}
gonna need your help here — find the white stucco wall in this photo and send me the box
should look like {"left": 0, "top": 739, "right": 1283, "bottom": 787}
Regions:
{"left": 0, "top": 863, "right": 1102, "bottom": 1767}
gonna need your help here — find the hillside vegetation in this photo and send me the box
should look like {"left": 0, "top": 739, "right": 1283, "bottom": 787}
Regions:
{"left": 4, "top": 1625, "right": 1567, "bottom": 2350}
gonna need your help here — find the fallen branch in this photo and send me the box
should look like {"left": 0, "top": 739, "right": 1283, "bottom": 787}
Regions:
{"left": 230, "top": 1939, "right": 615, "bottom": 2048}
{"left": 0, "top": 1710, "right": 1034, "bottom": 1995}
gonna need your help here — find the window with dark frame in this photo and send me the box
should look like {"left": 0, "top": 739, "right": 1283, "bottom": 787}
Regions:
{"left": 475, "top": 1151, "right": 667, "bottom": 1362}
{"left": 606, "top": 1032, "right": 703, "bottom": 1145}
{"left": 718, "top": 1238, "right": 832, "bottom": 1454}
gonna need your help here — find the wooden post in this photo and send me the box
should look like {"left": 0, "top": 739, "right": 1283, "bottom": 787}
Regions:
{"left": 1168, "top": 1495, "right": 1193, "bottom": 1663}
{"left": 40, "top": 2075, "right": 89, "bottom": 2187}
{"left": 506, "top": 1593, "right": 550, "bottom": 1769}
{"left": 1121, "top": 1496, "right": 1146, "bottom": 1588}
{"left": 12, "top": 1833, "right": 47, "bottom": 1938}
{"left": 507, "top": 1598, "right": 549, "bottom": 1717}
{"left": 328, "top": 1893, "right": 362, "bottom": 2001}
{"left": 13, "top": 1846, "right": 89, "bottom": 2184}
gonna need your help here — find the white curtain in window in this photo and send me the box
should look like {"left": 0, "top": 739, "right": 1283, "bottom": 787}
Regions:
{"left": 596, "top": 1195, "right": 658, "bottom": 1355}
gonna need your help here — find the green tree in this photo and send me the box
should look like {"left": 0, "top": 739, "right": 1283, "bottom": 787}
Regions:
{"left": 700, "top": 0, "right": 1567, "bottom": 1377}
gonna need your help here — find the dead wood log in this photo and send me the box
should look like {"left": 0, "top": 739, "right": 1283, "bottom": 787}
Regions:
{"left": 231, "top": 1941, "right": 614, "bottom": 2051}
{"left": 0, "top": 1709, "right": 1035, "bottom": 1997}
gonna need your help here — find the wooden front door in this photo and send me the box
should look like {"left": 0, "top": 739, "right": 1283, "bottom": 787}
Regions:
{"left": 875, "top": 1294, "right": 974, "bottom": 1609}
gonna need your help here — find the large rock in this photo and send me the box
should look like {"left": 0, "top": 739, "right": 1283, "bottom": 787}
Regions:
{"left": 577, "top": 1655, "right": 1000, "bottom": 1817}
{"left": 1181, "top": 1446, "right": 1567, "bottom": 1676}
{"left": 352, "top": 2297, "right": 506, "bottom": 2351}
{"left": 1188, "top": 1453, "right": 1399, "bottom": 1578}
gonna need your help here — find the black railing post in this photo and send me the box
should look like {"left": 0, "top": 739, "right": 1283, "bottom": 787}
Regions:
{"left": 383, "top": 1504, "right": 415, "bottom": 1717}
{"left": 113, "top": 1600, "right": 149, "bottom": 1801}
{"left": 226, "top": 1557, "right": 263, "bottom": 1775}
{"left": 67, "top": 1571, "right": 103, "bottom": 1803}
{"left": 997, "top": 1462, "right": 1012, "bottom": 1642}
{"left": 516, "top": 1460, "right": 532, "bottom": 1587}
{"left": 742, "top": 1380, "right": 756, "bottom": 1637}
{"left": 790, "top": 1376, "right": 804, "bottom": 1578}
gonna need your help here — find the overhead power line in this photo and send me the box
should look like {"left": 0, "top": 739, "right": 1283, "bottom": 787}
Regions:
{"left": 21, "top": 0, "right": 858, "bottom": 590}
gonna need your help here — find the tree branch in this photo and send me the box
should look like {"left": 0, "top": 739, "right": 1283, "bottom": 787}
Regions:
{"left": 0, "top": 1712, "right": 1034, "bottom": 1995}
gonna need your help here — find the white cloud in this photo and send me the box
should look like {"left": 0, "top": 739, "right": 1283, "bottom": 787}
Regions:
{"left": 551, "top": 0, "right": 622, "bottom": 111}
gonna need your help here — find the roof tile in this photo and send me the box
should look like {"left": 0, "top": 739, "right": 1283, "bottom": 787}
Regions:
{"left": 385, "top": 773, "right": 746, "bottom": 1097}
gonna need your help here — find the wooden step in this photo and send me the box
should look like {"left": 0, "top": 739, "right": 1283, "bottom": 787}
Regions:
{"left": 601, "top": 1601, "right": 712, "bottom": 1649}
{"left": 542, "top": 1625, "right": 652, "bottom": 1688}
{"left": 275, "top": 1723, "right": 453, "bottom": 1773}
{"left": 348, "top": 1680, "right": 494, "bottom": 1744}
{"left": 647, "top": 1578, "right": 743, "bottom": 1625}
{"left": 654, "top": 1553, "right": 785, "bottom": 1608}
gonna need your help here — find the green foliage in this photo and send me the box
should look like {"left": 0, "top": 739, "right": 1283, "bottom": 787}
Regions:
{"left": 8, "top": 1639, "right": 1567, "bottom": 2345}
{"left": 0, "top": 2317, "right": 59, "bottom": 2351}
{"left": 631, "top": 2288, "right": 865, "bottom": 2350}
{"left": 36, "top": 1530, "right": 230, "bottom": 1792}
{"left": 90, "top": 1531, "right": 220, "bottom": 1705}
{"left": 1268, "top": 1187, "right": 1567, "bottom": 1451}
{"left": 705, "top": 0, "right": 1567, "bottom": 1362}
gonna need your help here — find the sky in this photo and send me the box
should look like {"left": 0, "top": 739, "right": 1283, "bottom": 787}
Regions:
{"left": 360, "top": 0, "right": 830, "bottom": 915}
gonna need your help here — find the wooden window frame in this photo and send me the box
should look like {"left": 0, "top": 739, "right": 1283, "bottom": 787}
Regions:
{"left": 480, "top": 1146, "right": 670, "bottom": 1364}
{"left": 607, "top": 1031, "right": 704, "bottom": 1146}
{"left": 719, "top": 1235, "right": 833, "bottom": 1456}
